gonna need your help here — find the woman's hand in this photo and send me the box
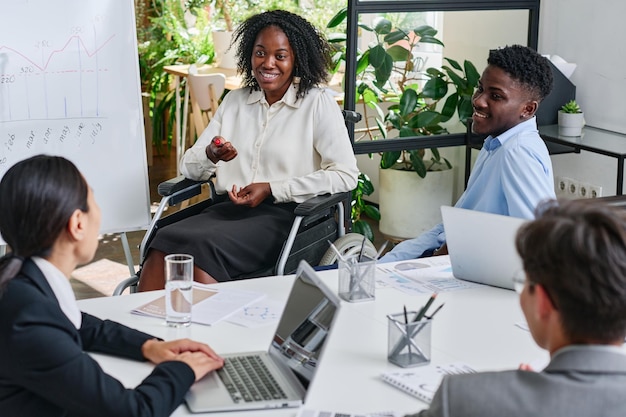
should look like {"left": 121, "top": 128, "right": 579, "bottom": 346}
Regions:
{"left": 176, "top": 351, "right": 225, "bottom": 382}
{"left": 228, "top": 183, "right": 271, "bottom": 208}
{"left": 142, "top": 338, "right": 223, "bottom": 364}
{"left": 205, "top": 136, "right": 237, "bottom": 163}
{"left": 142, "top": 338, "right": 224, "bottom": 381}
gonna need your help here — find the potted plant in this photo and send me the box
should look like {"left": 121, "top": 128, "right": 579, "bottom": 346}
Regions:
{"left": 351, "top": 173, "right": 381, "bottom": 242}
{"left": 327, "top": 11, "right": 479, "bottom": 239}
{"left": 136, "top": 0, "right": 216, "bottom": 153}
{"left": 558, "top": 99, "right": 585, "bottom": 137}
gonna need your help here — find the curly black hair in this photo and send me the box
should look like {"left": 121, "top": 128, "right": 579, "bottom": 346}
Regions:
{"left": 232, "top": 10, "right": 331, "bottom": 98}
{"left": 488, "top": 44, "right": 553, "bottom": 102}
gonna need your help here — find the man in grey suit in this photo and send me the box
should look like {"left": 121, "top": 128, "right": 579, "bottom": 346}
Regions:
{"left": 408, "top": 198, "right": 626, "bottom": 417}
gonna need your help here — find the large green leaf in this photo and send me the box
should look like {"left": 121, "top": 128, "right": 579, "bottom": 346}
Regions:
{"left": 386, "top": 45, "right": 411, "bottom": 62}
{"left": 464, "top": 60, "right": 480, "bottom": 87}
{"left": 422, "top": 77, "right": 448, "bottom": 100}
{"left": 369, "top": 44, "right": 387, "bottom": 68}
{"left": 364, "top": 205, "right": 381, "bottom": 221}
{"left": 356, "top": 50, "right": 370, "bottom": 75}
{"left": 416, "top": 35, "right": 444, "bottom": 47}
{"left": 413, "top": 25, "right": 438, "bottom": 37}
{"left": 458, "top": 95, "right": 474, "bottom": 122}
{"left": 353, "top": 220, "right": 374, "bottom": 243}
{"left": 440, "top": 93, "right": 459, "bottom": 121}
{"left": 381, "top": 151, "right": 401, "bottom": 168}
{"left": 408, "top": 110, "right": 440, "bottom": 128}
{"left": 327, "top": 7, "right": 347, "bottom": 28}
{"left": 399, "top": 125, "right": 416, "bottom": 137}
{"left": 375, "top": 117, "right": 387, "bottom": 137}
{"left": 359, "top": 174, "right": 375, "bottom": 195}
{"left": 327, "top": 33, "right": 347, "bottom": 43}
{"left": 384, "top": 29, "right": 409, "bottom": 44}
{"left": 373, "top": 18, "right": 392, "bottom": 34}
{"left": 399, "top": 89, "right": 418, "bottom": 117}
{"left": 444, "top": 57, "right": 462, "bottom": 71}
{"left": 374, "top": 54, "right": 393, "bottom": 87}
{"left": 386, "top": 111, "right": 402, "bottom": 130}
{"left": 408, "top": 151, "right": 427, "bottom": 178}
{"left": 443, "top": 66, "right": 467, "bottom": 90}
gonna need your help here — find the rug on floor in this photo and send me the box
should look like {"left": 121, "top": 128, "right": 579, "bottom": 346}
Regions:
{"left": 71, "top": 259, "right": 136, "bottom": 299}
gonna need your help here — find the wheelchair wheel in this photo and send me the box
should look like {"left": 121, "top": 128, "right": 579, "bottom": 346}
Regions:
{"left": 319, "top": 232, "right": 378, "bottom": 265}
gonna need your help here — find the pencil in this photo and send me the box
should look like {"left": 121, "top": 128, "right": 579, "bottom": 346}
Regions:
{"left": 415, "top": 293, "right": 438, "bottom": 322}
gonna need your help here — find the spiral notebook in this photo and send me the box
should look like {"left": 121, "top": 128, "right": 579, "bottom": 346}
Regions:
{"left": 380, "top": 363, "right": 476, "bottom": 404}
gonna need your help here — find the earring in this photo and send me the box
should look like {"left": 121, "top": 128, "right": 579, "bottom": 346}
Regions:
{"left": 293, "top": 76, "right": 301, "bottom": 85}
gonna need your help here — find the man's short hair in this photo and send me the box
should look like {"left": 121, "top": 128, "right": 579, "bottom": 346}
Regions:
{"left": 488, "top": 44, "right": 553, "bottom": 102}
{"left": 516, "top": 199, "right": 626, "bottom": 343}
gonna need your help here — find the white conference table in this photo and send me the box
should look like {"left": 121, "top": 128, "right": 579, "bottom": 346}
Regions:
{"left": 77, "top": 258, "right": 547, "bottom": 416}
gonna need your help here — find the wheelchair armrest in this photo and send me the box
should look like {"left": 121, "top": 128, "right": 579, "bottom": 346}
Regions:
{"left": 293, "top": 191, "right": 351, "bottom": 216}
{"left": 158, "top": 175, "right": 205, "bottom": 196}
{"left": 158, "top": 175, "right": 215, "bottom": 206}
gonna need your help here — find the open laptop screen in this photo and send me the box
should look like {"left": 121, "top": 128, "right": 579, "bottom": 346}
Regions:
{"left": 270, "top": 262, "right": 340, "bottom": 388}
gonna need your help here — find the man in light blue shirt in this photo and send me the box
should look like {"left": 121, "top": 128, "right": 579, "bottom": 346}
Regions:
{"left": 381, "top": 45, "right": 556, "bottom": 262}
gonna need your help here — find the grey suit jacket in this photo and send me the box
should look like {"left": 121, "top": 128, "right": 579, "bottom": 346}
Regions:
{"left": 409, "top": 346, "right": 626, "bottom": 417}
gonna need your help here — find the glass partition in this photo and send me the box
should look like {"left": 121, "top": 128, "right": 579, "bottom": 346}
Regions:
{"left": 338, "top": 0, "right": 540, "bottom": 154}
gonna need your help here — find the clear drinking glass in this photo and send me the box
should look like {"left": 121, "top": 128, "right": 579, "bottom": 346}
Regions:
{"left": 164, "top": 254, "right": 194, "bottom": 327}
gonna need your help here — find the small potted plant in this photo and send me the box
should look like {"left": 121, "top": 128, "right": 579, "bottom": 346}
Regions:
{"left": 558, "top": 99, "right": 585, "bottom": 136}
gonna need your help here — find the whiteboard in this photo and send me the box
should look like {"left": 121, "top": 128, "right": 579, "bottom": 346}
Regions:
{"left": 0, "top": 0, "right": 151, "bottom": 237}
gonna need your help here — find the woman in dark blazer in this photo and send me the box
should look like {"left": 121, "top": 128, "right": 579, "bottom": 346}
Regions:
{"left": 0, "top": 155, "right": 224, "bottom": 416}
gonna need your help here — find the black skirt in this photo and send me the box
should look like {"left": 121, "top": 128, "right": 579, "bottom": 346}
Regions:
{"left": 148, "top": 198, "right": 297, "bottom": 281}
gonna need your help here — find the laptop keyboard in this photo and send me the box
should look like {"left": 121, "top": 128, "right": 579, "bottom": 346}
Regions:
{"left": 217, "top": 355, "right": 288, "bottom": 403}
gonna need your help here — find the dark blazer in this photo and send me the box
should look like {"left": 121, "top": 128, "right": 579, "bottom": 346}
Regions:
{"left": 409, "top": 347, "right": 626, "bottom": 417}
{"left": 0, "top": 259, "right": 195, "bottom": 417}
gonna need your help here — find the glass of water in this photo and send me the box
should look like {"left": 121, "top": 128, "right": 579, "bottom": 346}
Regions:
{"left": 164, "top": 254, "right": 194, "bottom": 327}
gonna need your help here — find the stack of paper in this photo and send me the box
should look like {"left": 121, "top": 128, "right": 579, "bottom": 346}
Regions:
{"left": 132, "top": 283, "right": 265, "bottom": 326}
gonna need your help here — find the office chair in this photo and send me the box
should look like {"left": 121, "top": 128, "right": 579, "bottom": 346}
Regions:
{"left": 113, "top": 111, "right": 376, "bottom": 295}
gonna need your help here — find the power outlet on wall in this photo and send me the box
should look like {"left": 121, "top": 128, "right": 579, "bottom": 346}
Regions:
{"left": 556, "top": 176, "right": 602, "bottom": 199}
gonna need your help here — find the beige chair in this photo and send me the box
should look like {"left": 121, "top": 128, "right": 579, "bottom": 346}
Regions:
{"left": 187, "top": 65, "right": 226, "bottom": 141}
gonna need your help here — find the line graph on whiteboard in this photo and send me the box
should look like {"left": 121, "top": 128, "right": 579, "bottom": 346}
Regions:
{"left": 0, "top": 0, "right": 151, "bottom": 235}
{"left": 0, "top": 24, "right": 114, "bottom": 122}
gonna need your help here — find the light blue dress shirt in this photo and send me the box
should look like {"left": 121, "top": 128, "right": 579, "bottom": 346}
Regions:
{"left": 380, "top": 117, "right": 555, "bottom": 262}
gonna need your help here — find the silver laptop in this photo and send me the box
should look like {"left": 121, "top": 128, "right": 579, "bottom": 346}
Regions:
{"left": 441, "top": 206, "right": 528, "bottom": 290}
{"left": 185, "top": 260, "right": 341, "bottom": 413}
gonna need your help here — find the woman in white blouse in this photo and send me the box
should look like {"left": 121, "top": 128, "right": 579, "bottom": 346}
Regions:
{"left": 138, "top": 10, "right": 358, "bottom": 290}
{"left": 0, "top": 155, "right": 224, "bottom": 417}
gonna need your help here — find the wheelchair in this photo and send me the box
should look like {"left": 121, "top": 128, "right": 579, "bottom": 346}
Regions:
{"left": 113, "top": 112, "right": 377, "bottom": 295}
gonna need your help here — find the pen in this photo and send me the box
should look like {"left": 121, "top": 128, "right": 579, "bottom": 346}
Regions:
{"left": 212, "top": 136, "right": 224, "bottom": 146}
{"left": 403, "top": 305, "right": 411, "bottom": 358}
{"left": 415, "top": 293, "right": 438, "bottom": 322}
{"left": 425, "top": 303, "right": 444, "bottom": 320}
{"left": 358, "top": 235, "right": 367, "bottom": 262}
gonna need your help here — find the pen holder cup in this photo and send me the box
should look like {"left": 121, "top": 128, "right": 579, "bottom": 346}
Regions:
{"left": 338, "top": 256, "right": 376, "bottom": 302}
{"left": 387, "top": 312, "right": 432, "bottom": 368}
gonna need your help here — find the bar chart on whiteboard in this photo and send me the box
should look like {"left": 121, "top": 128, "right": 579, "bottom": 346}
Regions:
{"left": 0, "top": 0, "right": 151, "bottom": 235}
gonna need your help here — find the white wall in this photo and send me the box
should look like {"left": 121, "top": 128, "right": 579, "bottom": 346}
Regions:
{"left": 539, "top": 0, "right": 626, "bottom": 197}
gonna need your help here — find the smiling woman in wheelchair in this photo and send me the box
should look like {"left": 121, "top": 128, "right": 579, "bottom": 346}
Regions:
{"left": 138, "top": 10, "right": 358, "bottom": 290}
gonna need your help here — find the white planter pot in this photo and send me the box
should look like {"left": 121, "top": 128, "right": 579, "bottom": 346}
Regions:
{"left": 379, "top": 167, "right": 454, "bottom": 240}
{"left": 212, "top": 30, "right": 237, "bottom": 70}
{"left": 558, "top": 110, "right": 585, "bottom": 137}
